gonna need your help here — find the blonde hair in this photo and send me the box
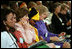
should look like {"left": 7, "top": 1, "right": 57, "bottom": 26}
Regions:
{"left": 35, "top": 5, "right": 49, "bottom": 15}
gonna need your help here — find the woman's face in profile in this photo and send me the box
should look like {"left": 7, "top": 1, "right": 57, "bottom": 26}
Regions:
{"left": 40, "top": 12, "right": 48, "bottom": 20}
{"left": 55, "top": 5, "right": 61, "bottom": 13}
{"left": 20, "top": 14, "right": 29, "bottom": 25}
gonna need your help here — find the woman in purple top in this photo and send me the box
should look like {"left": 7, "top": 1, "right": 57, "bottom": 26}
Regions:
{"left": 28, "top": 5, "right": 70, "bottom": 48}
{"left": 34, "top": 20, "right": 59, "bottom": 42}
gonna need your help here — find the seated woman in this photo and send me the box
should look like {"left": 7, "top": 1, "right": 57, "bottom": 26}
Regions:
{"left": 51, "top": 3, "right": 67, "bottom": 34}
{"left": 58, "top": 4, "right": 71, "bottom": 34}
{"left": 28, "top": 5, "right": 71, "bottom": 48}
{"left": 15, "top": 7, "right": 56, "bottom": 48}
{"left": 15, "top": 7, "right": 39, "bottom": 47}
{"left": 1, "top": 8, "right": 19, "bottom": 48}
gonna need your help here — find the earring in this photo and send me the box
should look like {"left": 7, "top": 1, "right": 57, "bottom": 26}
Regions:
{"left": 3, "top": 21, "right": 7, "bottom": 25}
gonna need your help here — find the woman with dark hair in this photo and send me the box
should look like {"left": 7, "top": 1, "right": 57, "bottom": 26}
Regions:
{"left": 51, "top": 3, "right": 65, "bottom": 34}
{"left": 58, "top": 4, "right": 71, "bottom": 34}
{"left": 15, "top": 7, "right": 40, "bottom": 47}
{"left": 1, "top": 8, "right": 19, "bottom": 48}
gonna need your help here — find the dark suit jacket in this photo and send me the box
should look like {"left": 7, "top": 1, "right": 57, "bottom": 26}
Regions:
{"left": 51, "top": 13, "right": 65, "bottom": 34}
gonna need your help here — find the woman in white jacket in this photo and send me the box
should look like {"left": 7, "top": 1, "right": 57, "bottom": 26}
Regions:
{"left": 1, "top": 31, "right": 19, "bottom": 48}
{"left": 1, "top": 9, "right": 19, "bottom": 48}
